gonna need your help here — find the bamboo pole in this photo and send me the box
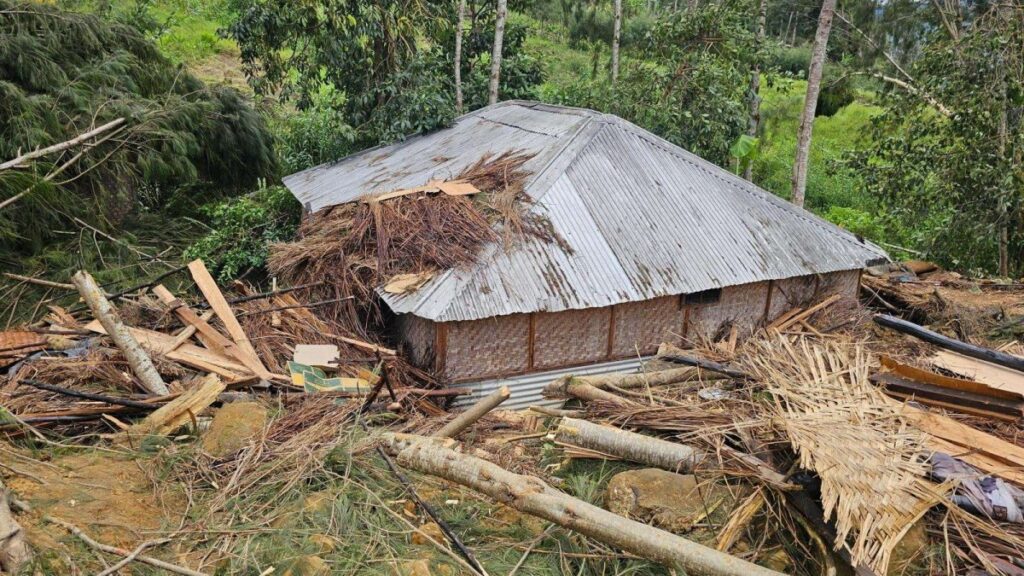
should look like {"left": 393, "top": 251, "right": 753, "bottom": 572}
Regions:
{"left": 381, "top": 434, "right": 785, "bottom": 576}
{"left": 435, "top": 385, "right": 510, "bottom": 439}
{"left": 72, "top": 270, "right": 169, "bottom": 395}
{"left": 554, "top": 417, "right": 704, "bottom": 472}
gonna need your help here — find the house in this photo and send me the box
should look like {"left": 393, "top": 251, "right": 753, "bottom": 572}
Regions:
{"left": 283, "top": 101, "right": 888, "bottom": 406}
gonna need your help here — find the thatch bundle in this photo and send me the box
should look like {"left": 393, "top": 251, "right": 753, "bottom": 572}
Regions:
{"left": 268, "top": 151, "right": 546, "bottom": 333}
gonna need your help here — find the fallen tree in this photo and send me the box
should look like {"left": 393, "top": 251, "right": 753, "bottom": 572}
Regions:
{"left": 381, "top": 433, "right": 786, "bottom": 576}
{"left": 554, "top": 417, "right": 704, "bottom": 472}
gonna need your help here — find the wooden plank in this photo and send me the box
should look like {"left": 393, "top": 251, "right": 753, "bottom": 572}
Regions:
{"left": 85, "top": 320, "right": 250, "bottom": 379}
{"left": 925, "top": 436, "right": 1024, "bottom": 485}
{"left": 774, "top": 294, "right": 841, "bottom": 332}
{"left": 153, "top": 284, "right": 272, "bottom": 378}
{"left": 125, "top": 374, "right": 225, "bottom": 437}
{"left": 875, "top": 314, "right": 1024, "bottom": 373}
{"left": 872, "top": 373, "right": 1022, "bottom": 420}
{"left": 167, "top": 310, "right": 214, "bottom": 352}
{"left": 187, "top": 260, "right": 271, "bottom": 379}
{"left": 896, "top": 402, "right": 1024, "bottom": 468}
{"left": 930, "top": 350, "right": 1024, "bottom": 397}
{"left": 881, "top": 355, "right": 1023, "bottom": 401}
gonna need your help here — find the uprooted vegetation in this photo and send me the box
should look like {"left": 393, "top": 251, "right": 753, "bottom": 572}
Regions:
{"left": 4, "top": 259, "right": 1024, "bottom": 574}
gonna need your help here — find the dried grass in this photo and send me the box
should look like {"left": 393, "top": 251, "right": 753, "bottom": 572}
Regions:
{"left": 746, "top": 335, "right": 949, "bottom": 573}
{"left": 268, "top": 151, "right": 545, "bottom": 332}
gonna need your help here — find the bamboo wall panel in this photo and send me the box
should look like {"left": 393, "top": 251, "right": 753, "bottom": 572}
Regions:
{"left": 533, "top": 308, "right": 611, "bottom": 370}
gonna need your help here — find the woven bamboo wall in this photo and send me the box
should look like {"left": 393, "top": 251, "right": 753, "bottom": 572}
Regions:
{"left": 395, "top": 313, "right": 436, "bottom": 369}
{"left": 611, "top": 296, "right": 683, "bottom": 357}
{"left": 767, "top": 269, "right": 860, "bottom": 321}
{"left": 533, "top": 307, "right": 611, "bottom": 370}
{"left": 445, "top": 314, "right": 530, "bottom": 381}
{"left": 687, "top": 281, "right": 769, "bottom": 341}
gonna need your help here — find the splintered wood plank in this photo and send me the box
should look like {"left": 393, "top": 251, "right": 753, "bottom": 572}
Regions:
{"left": 153, "top": 284, "right": 272, "bottom": 378}
{"left": 126, "top": 374, "right": 225, "bottom": 437}
{"left": 881, "top": 355, "right": 1023, "bottom": 401}
{"left": 85, "top": 320, "right": 250, "bottom": 379}
{"left": 897, "top": 402, "right": 1024, "bottom": 468}
{"left": 931, "top": 350, "right": 1024, "bottom": 397}
{"left": 187, "top": 260, "right": 271, "bottom": 379}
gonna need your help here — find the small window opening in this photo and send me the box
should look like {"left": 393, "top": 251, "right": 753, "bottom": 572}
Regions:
{"left": 684, "top": 288, "right": 722, "bottom": 305}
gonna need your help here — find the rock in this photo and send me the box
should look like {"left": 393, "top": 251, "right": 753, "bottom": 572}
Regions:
{"left": 411, "top": 521, "right": 445, "bottom": 545}
{"left": 200, "top": 401, "right": 267, "bottom": 458}
{"left": 605, "top": 468, "right": 737, "bottom": 532}
{"left": 888, "top": 520, "right": 929, "bottom": 576}
{"left": 281, "top": 555, "right": 328, "bottom": 576}
{"left": 395, "top": 559, "right": 432, "bottom": 576}
{"left": 308, "top": 533, "right": 336, "bottom": 553}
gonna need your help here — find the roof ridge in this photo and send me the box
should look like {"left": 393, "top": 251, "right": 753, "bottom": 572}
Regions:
{"left": 607, "top": 117, "right": 876, "bottom": 256}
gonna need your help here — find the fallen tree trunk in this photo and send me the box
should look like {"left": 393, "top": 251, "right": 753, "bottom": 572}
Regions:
{"left": 435, "top": 385, "right": 510, "bottom": 439}
{"left": 0, "top": 482, "right": 31, "bottom": 573}
{"left": 542, "top": 377, "right": 638, "bottom": 405}
{"left": 554, "top": 417, "right": 704, "bottom": 472}
{"left": 873, "top": 314, "right": 1024, "bottom": 373}
{"left": 381, "top": 434, "right": 784, "bottom": 576}
{"left": 72, "top": 270, "right": 169, "bottom": 395}
{"left": 575, "top": 366, "right": 710, "bottom": 390}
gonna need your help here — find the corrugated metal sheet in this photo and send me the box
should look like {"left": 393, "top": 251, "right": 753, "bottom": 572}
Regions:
{"left": 282, "top": 100, "right": 889, "bottom": 322}
{"left": 453, "top": 356, "right": 652, "bottom": 410}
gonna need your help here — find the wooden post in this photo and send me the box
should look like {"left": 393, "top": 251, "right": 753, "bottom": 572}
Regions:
{"left": 382, "top": 434, "right": 786, "bottom": 576}
{"left": 434, "top": 385, "right": 511, "bottom": 438}
{"left": 72, "top": 270, "right": 169, "bottom": 395}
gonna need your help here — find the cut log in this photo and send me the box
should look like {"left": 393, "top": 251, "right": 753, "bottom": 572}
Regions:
{"left": 571, "top": 366, "right": 710, "bottom": 391}
{"left": 0, "top": 482, "right": 31, "bottom": 574}
{"left": 125, "top": 374, "right": 225, "bottom": 437}
{"left": 874, "top": 314, "right": 1024, "bottom": 373}
{"left": 542, "top": 377, "right": 638, "bottom": 405}
{"left": 187, "top": 260, "right": 272, "bottom": 379}
{"left": 554, "top": 417, "right": 704, "bottom": 472}
{"left": 72, "top": 270, "right": 169, "bottom": 395}
{"left": 381, "top": 434, "right": 784, "bottom": 576}
{"left": 434, "top": 385, "right": 510, "bottom": 439}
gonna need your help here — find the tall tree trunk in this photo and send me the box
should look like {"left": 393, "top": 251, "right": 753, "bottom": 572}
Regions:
{"left": 455, "top": 0, "right": 465, "bottom": 113}
{"left": 611, "top": 0, "right": 622, "bottom": 83}
{"left": 997, "top": 2, "right": 1010, "bottom": 277}
{"left": 790, "top": 0, "right": 836, "bottom": 208}
{"left": 488, "top": 0, "right": 507, "bottom": 105}
{"left": 743, "top": 0, "right": 767, "bottom": 181}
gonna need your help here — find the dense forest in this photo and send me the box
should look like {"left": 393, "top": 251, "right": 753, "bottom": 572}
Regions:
{"left": 1, "top": 0, "right": 1022, "bottom": 321}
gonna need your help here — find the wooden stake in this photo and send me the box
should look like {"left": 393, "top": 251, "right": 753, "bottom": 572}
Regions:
{"left": 434, "top": 386, "right": 510, "bottom": 439}
{"left": 72, "top": 270, "right": 169, "bottom": 395}
{"left": 382, "top": 434, "right": 785, "bottom": 576}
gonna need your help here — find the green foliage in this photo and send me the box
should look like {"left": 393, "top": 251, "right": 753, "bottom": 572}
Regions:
{"left": 0, "top": 0, "right": 275, "bottom": 270}
{"left": 847, "top": 4, "right": 1024, "bottom": 273}
{"left": 184, "top": 185, "right": 301, "bottom": 282}
{"left": 824, "top": 206, "right": 883, "bottom": 240}
{"left": 549, "top": 0, "right": 767, "bottom": 166}
{"left": 771, "top": 44, "right": 811, "bottom": 76}
{"left": 272, "top": 106, "right": 358, "bottom": 175}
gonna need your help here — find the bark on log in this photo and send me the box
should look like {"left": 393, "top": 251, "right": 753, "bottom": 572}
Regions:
{"left": 580, "top": 366, "right": 711, "bottom": 390}
{"left": 435, "top": 385, "right": 510, "bottom": 439}
{"left": 554, "top": 417, "right": 704, "bottom": 472}
{"left": 454, "top": 0, "right": 465, "bottom": 112}
{"left": 790, "top": 0, "right": 836, "bottom": 207}
{"left": 381, "top": 434, "right": 785, "bottom": 576}
{"left": 542, "top": 376, "right": 638, "bottom": 405}
{"left": 873, "top": 314, "right": 1024, "bottom": 373}
{"left": 0, "top": 483, "right": 31, "bottom": 573}
{"left": 487, "top": 0, "right": 507, "bottom": 105}
{"left": 72, "top": 270, "right": 169, "bottom": 395}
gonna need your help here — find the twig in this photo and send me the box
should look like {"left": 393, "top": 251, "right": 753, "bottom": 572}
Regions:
{"left": 508, "top": 524, "right": 555, "bottom": 576}
{"left": 94, "top": 538, "right": 170, "bottom": 576}
{"left": 0, "top": 118, "right": 126, "bottom": 172}
{"left": 234, "top": 297, "right": 353, "bottom": 318}
{"left": 17, "top": 379, "right": 161, "bottom": 410}
{"left": 44, "top": 516, "right": 207, "bottom": 576}
{"left": 1, "top": 273, "right": 75, "bottom": 291}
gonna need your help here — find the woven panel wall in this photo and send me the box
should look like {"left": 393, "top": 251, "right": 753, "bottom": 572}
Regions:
{"left": 688, "top": 281, "right": 769, "bottom": 340}
{"left": 445, "top": 314, "right": 530, "bottom": 381}
{"left": 534, "top": 307, "right": 611, "bottom": 370}
{"left": 395, "top": 314, "right": 436, "bottom": 369}
{"left": 818, "top": 269, "right": 860, "bottom": 299}
{"left": 768, "top": 274, "right": 819, "bottom": 320}
{"left": 611, "top": 296, "right": 683, "bottom": 357}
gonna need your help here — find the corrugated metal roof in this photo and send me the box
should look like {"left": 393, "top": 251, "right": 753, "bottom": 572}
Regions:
{"left": 282, "top": 101, "right": 889, "bottom": 322}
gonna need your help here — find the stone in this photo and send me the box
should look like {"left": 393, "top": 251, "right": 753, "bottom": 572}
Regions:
{"left": 200, "top": 401, "right": 267, "bottom": 458}
{"left": 395, "top": 559, "right": 432, "bottom": 576}
{"left": 888, "top": 520, "right": 929, "bottom": 576}
{"left": 605, "top": 468, "right": 737, "bottom": 532}
{"left": 411, "top": 521, "right": 445, "bottom": 545}
{"left": 281, "top": 555, "right": 328, "bottom": 576}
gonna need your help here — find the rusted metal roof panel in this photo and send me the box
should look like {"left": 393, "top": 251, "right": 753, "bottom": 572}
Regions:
{"left": 282, "top": 101, "right": 888, "bottom": 322}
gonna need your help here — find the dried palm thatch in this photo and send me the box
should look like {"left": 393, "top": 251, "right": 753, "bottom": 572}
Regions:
{"left": 268, "top": 151, "right": 545, "bottom": 332}
{"left": 746, "top": 335, "right": 949, "bottom": 573}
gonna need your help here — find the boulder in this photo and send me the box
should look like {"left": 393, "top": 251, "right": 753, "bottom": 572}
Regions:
{"left": 200, "top": 401, "right": 267, "bottom": 458}
{"left": 605, "top": 468, "right": 736, "bottom": 532}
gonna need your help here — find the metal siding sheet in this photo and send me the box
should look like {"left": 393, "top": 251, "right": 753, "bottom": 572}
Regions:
{"left": 289, "top": 101, "right": 888, "bottom": 323}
